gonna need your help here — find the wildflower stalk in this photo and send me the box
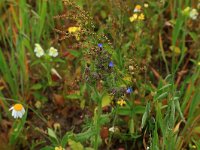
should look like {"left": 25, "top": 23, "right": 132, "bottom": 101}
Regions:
{"left": 94, "top": 94, "right": 102, "bottom": 150}
{"left": 107, "top": 109, "right": 118, "bottom": 149}
{"left": 94, "top": 99, "right": 102, "bottom": 150}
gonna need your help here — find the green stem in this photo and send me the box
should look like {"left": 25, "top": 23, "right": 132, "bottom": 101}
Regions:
{"left": 94, "top": 96, "right": 102, "bottom": 150}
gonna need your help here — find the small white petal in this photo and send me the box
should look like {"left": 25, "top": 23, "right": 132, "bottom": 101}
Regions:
{"left": 9, "top": 107, "right": 14, "bottom": 111}
{"left": 16, "top": 111, "right": 19, "bottom": 119}
{"left": 13, "top": 111, "right": 17, "bottom": 118}
{"left": 134, "top": 9, "right": 141, "bottom": 13}
{"left": 21, "top": 108, "right": 25, "bottom": 114}
{"left": 16, "top": 111, "right": 20, "bottom": 118}
{"left": 12, "top": 109, "right": 15, "bottom": 117}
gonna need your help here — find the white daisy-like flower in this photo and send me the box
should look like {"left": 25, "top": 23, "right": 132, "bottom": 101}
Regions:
{"left": 9, "top": 103, "right": 25, "bottom": 119}
{"left": 48, "top": 47, "right": 58, "bottom": 57}
{"left": 189, "top": 8, "right": 198, "bottom": 20}
{"left": 34, "top": 43, "right": 45, "bottom": 58}
{"left": 134, "top": 5, "right": 142, "bottom": 13}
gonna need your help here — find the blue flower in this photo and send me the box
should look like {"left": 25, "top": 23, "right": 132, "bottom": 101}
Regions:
{"left": 98, "top": 43, "right": 103, "bottom": 48}
{"left": 126, "top": 87, "right": 133, "bottom": 94}
{"left": 109, "top": 61, "right": 114, "bottom": 67}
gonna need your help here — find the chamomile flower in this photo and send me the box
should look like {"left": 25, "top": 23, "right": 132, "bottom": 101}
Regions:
{"left": 34, "top": 43, "right": 44, "bottom": 58}
{"left": 134, "top": 5, "right": 142, "bottom": 13}
{"left": 48, "top": 47, "right": 58, "bottom": 57}
{"left": 117, "top": 99, "right": 126, "bottom": 106}
{"left": 9, "top": 104, "right": 25, "bottom": 119}
{"left": 189, "top": 8, "right": 198, "bottom": 20}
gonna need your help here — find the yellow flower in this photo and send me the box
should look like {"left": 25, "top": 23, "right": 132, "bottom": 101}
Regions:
{"left": 138, "top": 13, "right": 145, "bottom": 20}
{"left": 134, "top": 5, "right": 142, "bottom": 12}
{"left": 129, "top": 14, "right": 138, "bottom": 22}
{"left": 169, "top": 46, "right": 181, "bottom": 55}
{"left": 117, "top": 99, "right": 126, "bottom": 106}
{"left": 68, "top": 27, "right": 81, "bottom": 40}
{"left": 55, "top": 146, "right": 64, "bottom": 150}
{"left": 197, "top": 62, "right": 200, "bottom": 66}
{"left": 68, "top": 26, "right": 81, "bottom": 33}
{"left": 75, "top": 34, "right": 80, "bottom": 41}
{"left": 191, "top": 145, "right": 196, "bottom": 148}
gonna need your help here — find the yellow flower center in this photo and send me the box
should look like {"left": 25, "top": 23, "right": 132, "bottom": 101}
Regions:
{"left": 13, "top": 104, "right": 23, "bottom": 111}
{"left": 135, "top": 5, "right": 141, "bottom": 11}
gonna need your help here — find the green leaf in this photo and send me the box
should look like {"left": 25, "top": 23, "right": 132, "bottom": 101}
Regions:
{"left": 188, "top": 32, "right": 198, "bottom": 41}
{"left": 155, "top": 92, "right": 168, "bottom": 101}
{"left": 66, "top": 94, "right": 81, "bottom": 99}
{"left": 61, "top": 131, "right": 73, "bottom": 147}
{"left": 68, "top": 139, "right": 84, "bottom": 150}
{"left": 69, "top": 50, "right": 82, "bottom": 57}
{"left": 133, "top": 106, "right": 146, "bottom": 114}
{"left": 129, "top": 118, "right": 134, "bottom": 134}
{"left": 101, "top": 94, "right": 112, "bottom": 107}
{"left": 100, "top": 114, "right": 110, "bottom": 125}
{"left": 117, "top": 107, "right": 131, "bottom": 116}
{"left": 31, "top": 83, "right": 43, "bottom": 90}
{"left": 157, "top": 84, "right": 172, "bottom": 92}
{"left": 40, "top": 146, "right": 54, "bottom": 150}
{"left": 175, "top": 99, "right": 185, "bottom": 121}
{"left": 141, "top": 102, "right": 150, "bottom": 129}
{"left": 47, "top": 128, "right": 58, "bottom": 142}
{"left": 75, "top": 129, "right": 94, "bottom": 142}
{"left": 85, "top": 148, "right": 94, "bottom": 150}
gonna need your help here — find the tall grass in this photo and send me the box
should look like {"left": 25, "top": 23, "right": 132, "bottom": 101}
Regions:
{"left": 0, "top": 0, "right": 199, "bottom": 149}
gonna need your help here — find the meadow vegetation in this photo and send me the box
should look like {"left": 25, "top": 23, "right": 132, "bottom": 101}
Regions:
{"left": 0, "top": 0, "right": 200, "bottom": 150}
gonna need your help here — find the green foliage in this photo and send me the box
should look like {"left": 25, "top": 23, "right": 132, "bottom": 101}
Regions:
{"left": 0, "top": 0, "right": 199, "bottom": 149}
